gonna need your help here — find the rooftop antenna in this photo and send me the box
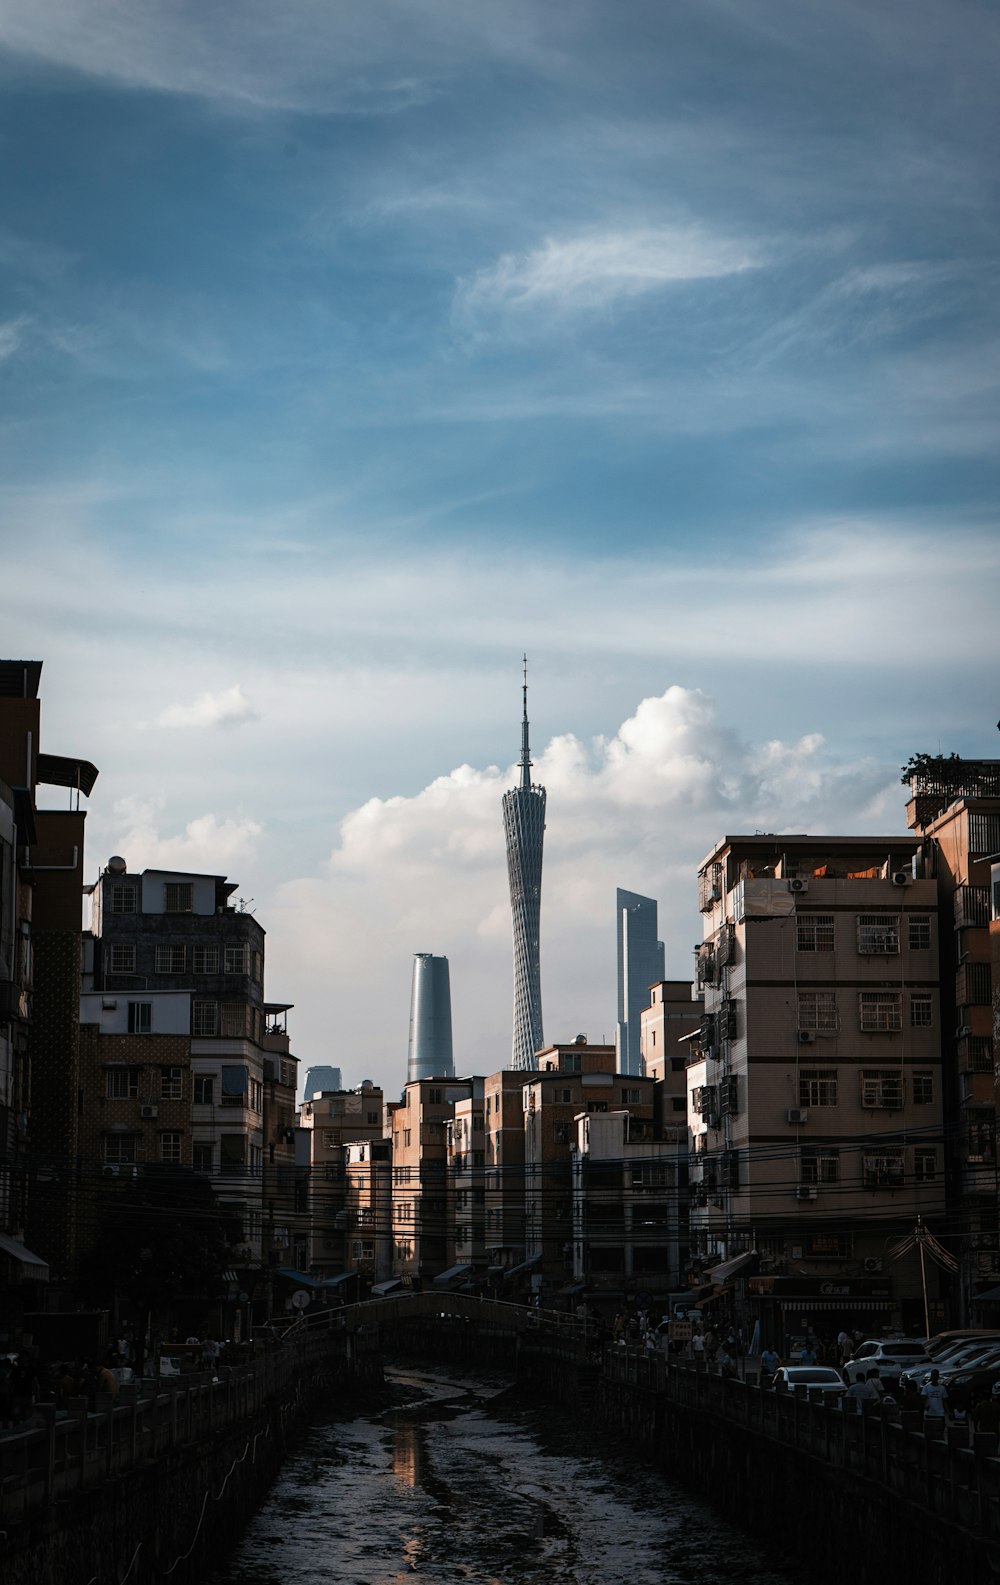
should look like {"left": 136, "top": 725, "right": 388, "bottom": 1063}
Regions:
{"left": 519, "top": 653, "right": 532, "bottom": 790}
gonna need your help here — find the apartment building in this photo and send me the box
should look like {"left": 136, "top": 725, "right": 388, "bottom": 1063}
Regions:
{"left": 483, "top": 1069, "right": 528, "bottom": 1277}
{"left": 445, "top": 1086, "right": 486, "bottom": 1283}
{"left": 344, "top": 1137, "right": 393, "bottom": 1288}
{"left": 571, "top": 1110, "right": 687, "bottom": 1298}
{"left": 390, "top": 1077, "right": 472, "bottom": 1283}
{"left": 297, "top": 1083, "right": 385, "bottom": 1278}
{"left": 904, "top": 758, "right": 1000, "bottom": 1315}
{"left": 640, "top": 979, "right": 703, "bottom": 1128}
{"left": 523, "top": 1040, "right": 655, "bottom": 1295}
{"left": 692, "top": 834, "right": 945, "bottom": 1341}
{"left": 79, "top": 864, "right": 296, "bottom": 1298}
{"left": 0, "top": 659, "right": 98, "bottom": 1289}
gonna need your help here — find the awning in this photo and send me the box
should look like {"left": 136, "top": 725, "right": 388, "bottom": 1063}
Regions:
{"left": 371, "top": 1279, "right": 405, "bottom": 1297}
{"left": 320, "top": 1271, "right": 358, "bottom": 1290}
{"left": 0, "top": 1232, "right": 50, "bottom": 1283}
{"left": 558, "top": 1281, "right": 587, "bottom": 1296}
{"left": 778, "top": 1299, "right": 891, "bottom": 1311}
{"left": 705, "top": 1251, "right": 756, "bottom": 1286}
{"left": 433, "top": 1263, "right": 475, "bottom": 1288}
{"left": 973, "top": 1285, "right": 1000, "bottom": 1304}
{"left": 274, "top": 1267, "right": 323, "bottom": 1289}
{"left": 503, "top": 1253, "right": 542, "bottom": 1281}
{"left": 695, "top": 1284, "right": 734, "bottom": 1307}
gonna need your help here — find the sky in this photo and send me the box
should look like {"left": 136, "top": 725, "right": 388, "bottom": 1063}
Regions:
{"left": 2, "top": 0, "right": 999, "bottom": 1096}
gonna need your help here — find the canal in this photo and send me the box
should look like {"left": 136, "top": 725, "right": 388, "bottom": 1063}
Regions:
{"left": 211, "top": 1363, "right": 800, "bottom": 1585}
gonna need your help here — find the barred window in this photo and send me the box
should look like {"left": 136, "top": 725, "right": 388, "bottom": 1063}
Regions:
{"left": 799, "top": 1069, "right": 838, "bottom": 1107}
{"left": 104, "top": 1134, "right": 138, "bottom": 1163}
{"left": 857, "top": 915, "right": 900, "bottom": 954}
{"left": 863, "top": 1153, "right": 904, "bottom": 1188}
{"left": 914, "top": 1150, "right": 936, "bottom": 1182}
{"left": 221, "top": 1003, "right": 248, "bottom": 1038}
{"left": 908, "top": 916, "right": 932, "bottom": 951}
{"left": 860, "top": 1070, "right": 903, "bottom": 1109}
{"left": 224, "top": 942, "right": 248, "bottom": 974}
{"left": 859, "top": 991, "right": 901, "bottom": 1032}
{"left": 800, "top": 1148, "right": 840, "bottom": 1185}
{"left": 192, "top": 1000, "right": 217, "bottom": 1037}
{"left": 796, "top": 915, "right": 834, "bottom": 953}
{"left": 155, "top": 944, "right": 186, "bottom": 974}
{"left": 164, "top": 882, "right": 193, "bottom": 913}
{"left": 193, "top": 1142, "right": 214, "bottom": 1173}
{"left": 160, "top": 1132, "right": 182, "bottom": 1163}
{"left": 193, "top": 945, "right": 219, "bottom": 974}
{"left": 798, "top": 992, "right": 838, "bottom": 1032}
{"left": 322, "top": 1129, "right": 341, "bottom": 1148}
{"left": 127, "top": 1001, "right": 152, "bottom": 1034}
{"left": 913, "top": 1071, "right": 934, "bottom": 1105}
{"left": 108, "top": 943, "right": 135, "bottom": 974}
{"left": 160, "top": 1066, "right": 183, "bottom": 1100}
{"left": 109, "top": 883, "right": 137, "bottom": 914}
{"left": 106, "top": 1067, "right": 140, "bottom": 1099}
{"left": 193, "top": 1075, "right": 214, "bottom": 1105}
{"left": 910, "top": 994, "right": 933, "bottom": 1028}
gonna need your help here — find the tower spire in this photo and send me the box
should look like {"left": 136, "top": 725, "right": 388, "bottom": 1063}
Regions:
{"left": 519, "top": 653, "right": 532, "bottom": 789}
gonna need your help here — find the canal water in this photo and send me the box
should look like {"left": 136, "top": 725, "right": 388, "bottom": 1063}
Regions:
{"left": 212, "top": 1364, "right": 798, "bottom": 1585}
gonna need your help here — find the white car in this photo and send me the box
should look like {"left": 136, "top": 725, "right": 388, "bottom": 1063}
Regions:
{"left": 770, "top": 1365, "right": 847, "bottom": 1397}
{"left": 841, "top": 1339, "right": 933, "bottom": 1385}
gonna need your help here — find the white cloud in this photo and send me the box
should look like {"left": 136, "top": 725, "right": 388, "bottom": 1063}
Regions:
{"left": 267, "top": 684, "right": 899, "bottom": 1093}
{"left": 153, "top": 685, "right": 258, "bottom": 730}
{"left": 454, "top": 224, "right": 760, "bottom": 328}
{"left": 106, "top": 798, "right": 263, "bottom": 873}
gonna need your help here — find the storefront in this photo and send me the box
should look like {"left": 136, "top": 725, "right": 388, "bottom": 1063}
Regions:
{"left": 747, "top": 1274, "right": 896, "bottom": 1352}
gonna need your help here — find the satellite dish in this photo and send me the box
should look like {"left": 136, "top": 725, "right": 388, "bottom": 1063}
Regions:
{"left": 107, "top": 856, "right": 128, "bottom": 874}
{"left": 291, "top": 1289, "right": 311, "bottom": 1310}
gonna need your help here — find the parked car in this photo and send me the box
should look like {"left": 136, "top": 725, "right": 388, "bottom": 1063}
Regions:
{"left": 924, "top": 1329, "right": 1000, "bottom": 1362}
{"left": 841, "top": 1339, "right": 933, "bottom": 1385}
{"left": 901, "top": 1345, "right": 1000, "bottom": 1393}
{"left": 934, "top": 1363, "right": 1000, "bottom": 1412}
{"left": 770, "top": 1365, "right": 847, "bottom": 1397}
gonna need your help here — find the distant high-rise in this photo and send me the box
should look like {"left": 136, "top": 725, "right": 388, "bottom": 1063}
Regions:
{"left": 502, "top": 660, "right": 546, "bottom": 1070}
{"left": 407, "top": 953, "right": 454, "bottom": 1082}
{"left": 616, "top": 889, "right": 665, "bottom": 1076}
{"left": 302, "top": 1065, "right": 342, "bottom": 1099}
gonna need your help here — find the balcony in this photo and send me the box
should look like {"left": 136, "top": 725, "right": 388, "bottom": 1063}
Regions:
{"left": 954, "top": 886, "right": 990, "bottom": 929}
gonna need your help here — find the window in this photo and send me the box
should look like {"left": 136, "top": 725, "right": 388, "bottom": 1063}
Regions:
{"left": 913, "top": 1071, "right": 934, "bottom": 1105}
{"left": 968, "top": 1117, "right": 996, "bottom": 1163}
{"left": 621, "top": 1088, "right": 641, "bottom": 1104}
{"left": 671, "top": 1057, "right": 685, "bottom": 1072}
{"left": 224, "top": 942, "right": 248, "bottom": 974}
{"left": 192, "top": 1142, "right": 214, "bottom": 1173}
{"left": 800, "top": 1148, "right": 840, "bottom": 1185}
{"left": 322, "top": 1129, "right": 341, "bottom": 1148}
{"left": 104, "top": 1134, "right": 138, "bottom": 1163}
{"left": 193, "top": 945, "right": 219, "bottom": 974}
{"left": 109, "top": 883, "right": 137, "bottom": 914}
{"left": 428, "top": 1088, "right": 442, "bottom": 1104}
{"left": 221, "top": 1003, "right": 248, "bottom": 1038}
{"left": 859, "top": 992, "right": 901, "bottom": 1032}
{"left": 860, "top": 1070, "right": 903, "bottom": 1109}
{"left": 797, "top": 915, "right": 834, "bottom": 953}
{"left": 863, "top": 1153, "right": 904, "bottom": 1189}
{"left": 856, "top": 915, "right": 900, "bottom": 954}
{"left": 160, "top": 1066, "right": 183, "bottom": 1100}
{"left": 106, "top": 1067, "right": 140, "bottom": 1099}
{"left": 910, "top": 994, "right": 933, "bottom": 1028}
{"left": 249, "top": 1144, "right": 262, "bottom": 1177}
{"left": 909, "top": 916, "right": 931, "bottom": 951}
{"left": 367, "top": 1111, "right": 379, "bottom": 1125}
{"left": 155, "top": 944, "right": 186, "bottom": 974}
{"left": 670, "top": 1097, "right": 686, "bottom": 1112}
{"left": 165, "top": 882, "right": 193, "bottom": 913}
{"left": 220, "top": 1065, "right": 248, "bottom": 1104}
{"left": 797, "top": 992, "right": 838, "bottom": 1032}
{"left": 193, "top": 1001, "right": 217, "bottom": 1036}
{"left": 193, "top": 1075, "right": 214, "bottom": 1105}
{"left": 403, "top": 1129, "right": 412, "bottom": 1147}
{"left": 553, "top": 1122, "right": 569, "bottom": 1145}
{"left": 253, "top": 951, "right": 262, "bottom": 984}
{"left": 108, "top": 943, "right": 135, "bottom": 974}
{"left": 160, "top": 1133, "right": 182, "bottom": 1163}
{"left": 127, "top": 1001, "right": 152, "bottom": 1034}
{"left": 799, "top": 1070, "right": 838, "bottom": 1107}
{"left": 914, "top": 1150, "right": 936, "bottom": 1183}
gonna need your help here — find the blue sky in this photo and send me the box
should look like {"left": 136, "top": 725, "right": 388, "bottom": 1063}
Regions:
{"left": 3, "top": 1, "right": 999, "bottom": 1092}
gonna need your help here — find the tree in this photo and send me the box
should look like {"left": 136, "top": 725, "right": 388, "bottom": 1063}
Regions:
{"left": 79, "top": 1166, "right": 232, "bottom": 1374}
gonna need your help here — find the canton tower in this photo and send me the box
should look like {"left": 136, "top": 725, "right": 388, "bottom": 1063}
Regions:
{"left": 502, "top": 658, "right": 546, "bottom": 1070}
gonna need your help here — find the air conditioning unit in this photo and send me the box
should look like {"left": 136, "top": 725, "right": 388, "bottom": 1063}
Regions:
{"left": 955, "top": 1026, "right": 971, "bottom": 1041}
{"left": 891, "top": 872, "right": 911, "bottom": 886}
{"left": 788, "top": 878, "right": 809, "bottom": 894}
{"left": 708, "top": 1114, "right": 721, "bottom": 1131}
{"left": 786, "top": 1108, "right": 808, "bottom": 1125}
{"left": 863, "top": 1258, "right": 883, "bottom": 1273}
{"left": 797, "top": 1030, "right": 816, "bottom": 1045}
{"left": 796, "top": 1186, "right": 817, "bottom": 1202}
{"left": 140, "top": 1105, "right": 158, "bottom": 1119}
{"left": 102, "top": 1164, "right": 120, "bottom": 1177}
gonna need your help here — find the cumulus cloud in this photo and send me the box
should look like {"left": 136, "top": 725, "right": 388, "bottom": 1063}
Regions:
{"left": 106, "top": 797, "right": 263, "bottom": 874}
{"left": 454, "top": 225, "right": 760, "bottom": 329}
{"left": 153, "top": 685, "right": 258, "bottom": 730}
{"left": 267, "top": 685, "right": 898, "bottom": 1092}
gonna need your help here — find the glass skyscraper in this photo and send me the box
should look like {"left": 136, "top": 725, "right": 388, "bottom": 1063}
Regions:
{"left": 616, "top": 889, "right": 665, "bottom": 1076}
{"left": 407, "top": 953, "right": 454, "bottom": 1082}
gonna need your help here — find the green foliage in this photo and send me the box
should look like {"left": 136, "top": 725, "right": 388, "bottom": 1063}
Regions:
{"left": 900, "top": 751, "right": 961, "bottom": 786}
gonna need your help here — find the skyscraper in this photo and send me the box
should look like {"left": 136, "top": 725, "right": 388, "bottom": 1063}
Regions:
{"left": 615, "top": 889, "right": 665, "bottom": 1076}
{"left": 503, "top": 660, "right": 546, "bottom": 1070}
{"left": 407, "top": 953, "right": 454, "bottom": 1082}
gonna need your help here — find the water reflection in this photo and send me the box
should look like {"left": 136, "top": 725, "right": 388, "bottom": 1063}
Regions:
{"left": 391, "top": 1419, "right": 423, "bottom": 1488}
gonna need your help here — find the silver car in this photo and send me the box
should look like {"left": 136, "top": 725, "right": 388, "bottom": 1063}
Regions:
{"left": 771, "top": 1365, "right": 848, "bottom": 1397}
{"left": 841, "top": 1339, "right": 933, "bottom": 1385}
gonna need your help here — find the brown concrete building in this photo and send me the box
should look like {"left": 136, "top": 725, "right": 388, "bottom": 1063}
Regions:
{"left": 445, "top": 1084, "right": 486, "bottom": 1283}
{"left": 571, "top": 1109, "right": 688, "bottom": 1298}
{"left": 297, "top": 1082, "right": 385, "bottom": 1278}
{"left": 905, "top": 758, "right": 1000, "bottom": 1317}
{"left": 484, "top": 1069, "right": 528, "bottom": 1276}
{"left": 640, "top": 979, "right": 703, "bottom": 1128}
{"left": 390, "top": 1077, "right": 472, "bottom": 1283}
{"left": 692, "top": 833, "right": 945, "bottom": 1342}
{"left": 344, "top": 1136, "right": 393, "bottom": 1289}
{"left": 0, "top": 660, "right": 98, "bottom": 1292}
